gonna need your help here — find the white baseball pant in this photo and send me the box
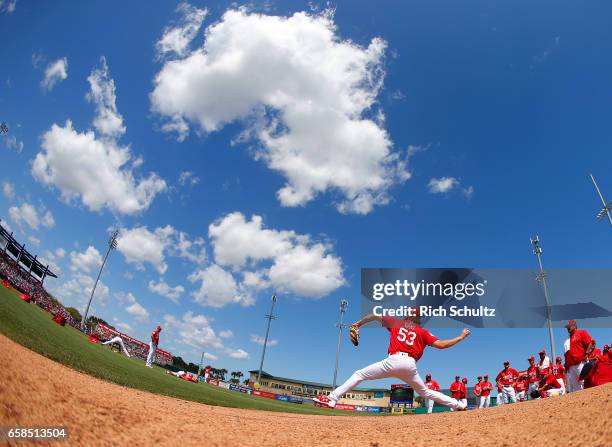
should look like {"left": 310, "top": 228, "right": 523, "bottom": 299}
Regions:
{"left": 425, "top": 398, "right": 434, "bottom": 413}
{"left": 502, "top": 385, "right": 516, "bottom": 404}
{"left": 146, "top": 342, "right": 157, "bottom": 367}
{"left": 556, "top": 378, "right": 566, "bottom": 395}
{"left": 566, "top": 363, "right": 584, "bottom": 393}
{"left": 478, "top": 395, "right": 490, "bottom": 408}
{"left": 515, "top": 391, "right": 525, "bottom": 401}
{"left": 102, "top": 336, "right": 131, "bottom": 357}
{"left": 329, "top": 353, "right": 464, "bottom": 410}
{"left": 527, "top": 382, "right": 538, "bottom": 399}
{"left": 546, "top": 388, "right": 563, "bottom": 397}
{"left": 496, "top": 393, "right": 503, "bottom": 406}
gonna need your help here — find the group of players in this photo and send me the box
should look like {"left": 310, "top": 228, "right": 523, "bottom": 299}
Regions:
{"left": 314, "top": 309, "right": 611, "bottom": 414}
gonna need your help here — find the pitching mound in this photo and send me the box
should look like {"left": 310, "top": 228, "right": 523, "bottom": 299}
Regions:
{"left": 1, "top": 335, "right": 610, "bottom": 447}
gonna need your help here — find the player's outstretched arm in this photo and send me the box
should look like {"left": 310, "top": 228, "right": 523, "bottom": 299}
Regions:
{"left": 431, "top": 328, "right": 471, "bottom": 349}
{"left": 351, "top": 313, "right": 383, "bottom": 327}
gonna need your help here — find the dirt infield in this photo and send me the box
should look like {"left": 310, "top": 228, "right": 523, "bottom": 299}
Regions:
{"left": 1, "top": 335, "right": 611, "bottom": 447}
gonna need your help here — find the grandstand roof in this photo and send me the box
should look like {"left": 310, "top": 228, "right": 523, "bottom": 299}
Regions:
{"left": 0, "top": 220, "right": 58, "bottom": 280}
{"left": 248, "top": 370, "right": 389, "bottom": 392}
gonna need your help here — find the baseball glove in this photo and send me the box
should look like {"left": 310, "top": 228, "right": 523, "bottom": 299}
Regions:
{"left": 349, "top": 325, "right": 360, "bottom": 346}
{"left": 530, "top": 390, "right": 541, "bottom": 399}
{"left": 579, "top": 360, "right": 596, "bottom": 381}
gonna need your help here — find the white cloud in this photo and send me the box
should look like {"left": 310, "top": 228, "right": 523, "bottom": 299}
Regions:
{"left": 117, "top": 292, "right": 150, "bottom": 322}
{"left": 41, "top": 57, "right": 68, "bottom": 91}
{"left": 2, "top": 134, "right": 24, "bottom": 153}
{"left": 55, "top": 247, "right": 66, "bottom": 258}
{"left": 50, "top": 273, "right": 110, "bottom": 307}
{"left": 163, "top": 311, "right": 224, "bottom": 350}
{"left": 27, "top": 235, "right": 40, "bottom": 246}
{"left": 156, "top": 2, "right": 207, "bottom": 59}
{"left": 427, "top": 177, "right": 459, "bottom": 194}
{"left": 148, "top": 279, "right": 184, "bottom": 304}
{"left": 69, "top": 246, "right": 103, "bottom": 273}
{"left": 151, "top": 8, "right": 410, "bottom": 214}
{"left": 208, "top": 212, "right": 344, "bottom": 299}
{"left": 178, "top": 170, "right": 200, "bottom": 187}
{"left": 250, "top": 334, "right": 277, "bottom": 347}
{"left": 117, "top": 225, "right": 174, "bottom": 274}
{"left": 39, "top": 249, "right": 64, "bottom": 274}
{"left": 8, "top": 202, "right": 55, "bottom": 231}
{"left": 116, "top": 225, "right": 205, "bottom": 274}
{"left": 113, "top": 318, "right": 133, "bottom": 333}
{"left": 32, "top": 58, "right": 167, "bottom": 215}
{"left": 2, "top": 181, "right": 14, "bottom": 199}
{"left": 463, "top": 185, "right": 475, "bottom": 199}
{"left": 203, "top": 352, "right": 218, "bottom": 361}
{"left": 219, "top": 330, "right": 233, "bottom": 339}
{"left": 86, "top": 57, "right": 125, "bottom": 138}
{"left": 0, "top": 0, "right": 17, "bottom": 14}
{"left": 227, "top": 348, "right": 249, "bottom": 360}
{"left": 188, "top": 263, "right": 253, "bottom": 308}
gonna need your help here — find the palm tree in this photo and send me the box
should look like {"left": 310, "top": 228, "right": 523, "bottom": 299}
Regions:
{"left": 219, "top": 368, "right": 228, "bottom": 381}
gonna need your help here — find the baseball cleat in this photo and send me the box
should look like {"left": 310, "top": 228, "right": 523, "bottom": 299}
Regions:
{"left": 313, "top": 395, "right": 337, "bottom": 408}
{"left": 456, "top": 400, "right": 467, "bottom": 411}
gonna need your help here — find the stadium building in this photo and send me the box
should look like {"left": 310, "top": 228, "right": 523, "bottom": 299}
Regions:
{"left": 248, "top": 370, "right": 391, "bottom": 407}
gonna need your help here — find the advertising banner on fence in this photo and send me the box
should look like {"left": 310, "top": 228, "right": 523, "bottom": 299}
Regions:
{"left": 252, "top": 390, "right": 277, "bottom": 399}
{"left": 361, "top": 268, "right": 612, "bottom": 328}
{"left": 229, "top": 384, "right": 252, "bottom": 394}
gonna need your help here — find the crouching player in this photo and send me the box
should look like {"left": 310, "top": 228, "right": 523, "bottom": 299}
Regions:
{"left": 532, "top": 371, "right": 563, "bottom": 398}
{"left": 314, "top": 308, "right": 471, "bottom": 411}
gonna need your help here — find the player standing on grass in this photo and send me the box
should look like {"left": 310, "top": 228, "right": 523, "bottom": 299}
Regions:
{"left": 313, "top": 308, "right": 471, "bottom": 411}
{"left": 146, "top": 325, "right": 162, "bottom": 368}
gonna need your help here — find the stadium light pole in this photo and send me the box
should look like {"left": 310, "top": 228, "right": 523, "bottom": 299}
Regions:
{"left": 590, "top": 174, "right": 612, "bottom": 227}
{"left": 197, "top": 352, "right": 205, "bottom": 379}
{"left": 256, "top": 294, "right": 277, "bottom": 384}
{"left": 80, "top": 229, "right": 119, "bottom": 332}
{"left": 332, "top": 299, "right": 349, "bottom": 389}
{"left": 530, "top": 236, "right": 556, "bottom": 362}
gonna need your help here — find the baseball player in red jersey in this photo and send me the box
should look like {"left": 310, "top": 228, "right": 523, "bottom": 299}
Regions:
{"left": 460, "top": 377, "right": 468, "bottom": 408}
{"left": 514, "top": 375, "right": 527, "bottom": 401}
{"left": 551, "top": 356, "right": 566, "bottom": 394}
{"left": 473, "top": 376, "right": 482, "bottom": 405}
{"left": 526, "top": 356, "right": 540, "bottom": 398}
{"left": 537, "top": 372, "right": 563, "bottom": 397}
{"left": 496, "top": 361, "right": 519, "bottom": 404}
{"left": 479, "top": 375, "right": 492, "bottom": 408}
{"left": 538, "top": 349, "right": 552, "bottom": 375}
{"left": 146, "top": 325, "right": 162, "bottom": 368}
{"left": 563, "top": 319, "right": 595, "bottom": 392}
{"left": 424, "top": 374, "right": 441, "bottom": 414}
{"left": 588, "top": 340, "right": 602, "bottom": 361}
{"left": 204, "top": 366, "right": 212, "bottom": 383}
{"left": 313, "top": 310, "right": 471, "bottom": 411}
{"left": 583, "top": 345, "right": 612, "bottom": 388}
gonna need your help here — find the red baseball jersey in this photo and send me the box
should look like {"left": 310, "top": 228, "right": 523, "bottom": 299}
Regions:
{"left": 474, "top": 383, "right": 482, "bottom": 396}
{"left": 449, "top": 381, "right": 462, "bottom": 399}
{"left": 514, "top": 380, "right": 526, "bottom": 392}
{"left": 586, "top": 357, "right": 612, "bottom": 388}
{"left": 541, "top": 373, "right": 561, "bottom": 389}
{"left": 564, "top": 329, "right": 594, "bottom": 367}
{"left": 552, "top": 363, "right": 566, "bottom": 380}
{"left": 425, "top": 379, "right": 440, "bottom": 391}
{"left": 526, "top": 365, "right": 540, "bottom": 383}
{"left": 151, "top": 328, "right": 161, "bottom": 344}
{"left": 538, "top": 361, "right": 551, "bottom": 375}
{"left": 496, "top": 368, "right": 519, "bottom": 386}
{"left": 382, "top": 317, "right": 438, "bottom": 361}
{"left": 459, "top": 383, "right": 467, "bottom": 399}
{"left": 480, "top": 381, "right": 493, "bottom": 396}
{"left": 588, "top": 348, "right": 602, "bottom": 361}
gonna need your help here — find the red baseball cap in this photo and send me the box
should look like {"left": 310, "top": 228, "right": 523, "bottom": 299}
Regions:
{"left": 504, "top": 360, "right": 510, "bottom": 365}
{"left": 539, "top": 349, "right": 546, "bottom": 354}
{"left": 477, "top": 376, "right": 482, "bottom": 379}
{"left": 462, "top": 377, "right": 468, "bottom": 382}
{"left": 426, "top": 373, "right": 431, "bottom": 378}
{"left": 556, "top": 356, "right": 562, "bottom": 361}
{"left": 565, "top": 319, "right": 577, "bottom": 328}
{"left": 455, "top": 375, "right": 460, "bottom": 380}
{"left": 484, "top": 375, "right": 489, "bottom": 378}
{"left": 528, "top": 356, "right": 535, "bottom": 361}
{"left": 604, "top": 345, "right": 609, "bottom": 351}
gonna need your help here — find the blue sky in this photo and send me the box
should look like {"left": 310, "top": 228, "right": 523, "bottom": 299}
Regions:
{"left": 0, "top": 0, "right": 611, "bottom": 389}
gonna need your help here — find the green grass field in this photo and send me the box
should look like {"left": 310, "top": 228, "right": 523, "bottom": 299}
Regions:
{"left": 0, "top": 286, "right": 371, "bottom": 415}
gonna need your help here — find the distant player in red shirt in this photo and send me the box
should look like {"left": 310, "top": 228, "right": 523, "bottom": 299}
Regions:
{"left": 479, "top": 375, "right": 493, "bottom": 408}
{"left": 166, "top": 370, "right": 198, "bottom": 383}
{"left": 526, "top": 356, "right": 540, "bottom": 399}
{"left": 460, "top": 377, "right": 468, "bottom": 408}
{"left": 146, "top": 325, "right": 162, "bottom": 368}
{"left": 536, "top": 372, "right": 563, "bottom": 397}
{"left": 538, "top": 349, "right": 552, "bottom": 375}
{"left": 563, "top": 319, "right": 595, "bottom": 392}
{"left": 473, "top": 376, "right": 483, "bottom": 404}
{"left": 314, "top": 308, "right": 471, "bottom": 411}
{"left": 551, "top": 356, "right": 566, "bottom": 394}
{"left": 424, "top": 374, "right": 441, "bottom": 414}
{"left": 514, "top": 374, "right": 528, "bottom": 402}
{"left": 496, "top": 361, "right": 519, "bottom": 404}
{"left": 204, "top": 366, "right": 212, "bottom": 383}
